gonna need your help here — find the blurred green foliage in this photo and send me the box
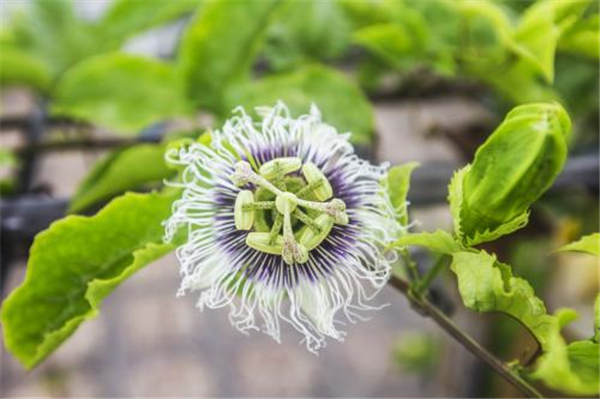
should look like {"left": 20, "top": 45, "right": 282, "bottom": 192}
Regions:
{"left": 393, "top": 333, "right": 440, "bottom": 375}
{"left": 1, "top": 3, "right": 598, "bottom": 396}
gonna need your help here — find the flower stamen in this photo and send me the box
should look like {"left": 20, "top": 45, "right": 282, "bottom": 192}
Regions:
{"left": 230, "top": 158, "right": 348, "bottom": 263}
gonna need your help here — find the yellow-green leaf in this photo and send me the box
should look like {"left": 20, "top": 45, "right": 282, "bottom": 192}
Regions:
{"left": 387, "top": 162, "right": 419, "bottom": 226}
{"left": 178, "top": 0, "right": 281, "bottom": 111}
{"left": 69, "top": 144, "right": 174, "bottom": 213}
{"left": 1, "top": 191, "right": 178, "bottom": 369}
{"left": 556, "top": 233, "right": 600, "bottom": 256}
{"left": 450, "top": 250, "right": 599, "bottom": 395}
{"left": 227, "top": 64, "right": 374, "bottom": 144}
{"left": 52, "top": 53, "right": 190, "bottom": 133}
{"left": 393, "top": 230, "right": 462, "bottom": 255}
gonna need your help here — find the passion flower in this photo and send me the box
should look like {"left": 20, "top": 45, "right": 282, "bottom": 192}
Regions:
{"left": 164, "top": 102, "right": 401, "bottom": 352}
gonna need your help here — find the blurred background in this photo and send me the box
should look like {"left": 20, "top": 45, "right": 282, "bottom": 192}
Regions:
{"left": 1, "top": 0, "right": 598, "bottom": 397}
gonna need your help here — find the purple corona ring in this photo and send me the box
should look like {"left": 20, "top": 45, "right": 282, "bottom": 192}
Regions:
{"left": 164, "top": 102, "right": 402, "bottom": 352}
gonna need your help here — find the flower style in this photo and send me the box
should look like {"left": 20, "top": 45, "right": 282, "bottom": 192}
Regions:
{"left": 164, "top": 102, "right": 402, "bottom": 352}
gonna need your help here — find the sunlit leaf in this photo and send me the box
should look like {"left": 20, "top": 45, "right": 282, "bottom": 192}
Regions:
{"left": 100, "top": 0, "right": 201, "bottom": 44}
{"left": 1, "top": 191, "right": 179, "bottom": 369}
{"left": 0, "top": 43, "right": 51, "bottom": 91}
{"left": 264, "top": 0, "right": 351, "bottom": 71}
{"left": 178, "top": 0, "right": 281, "bottom": 111}
{"left": 52, "top": 53, "right": 191, "bottom": 133}
{"left": 558, "top": 14, "right": 600, "bottom": 59}
{"left": 10, "top": 0, "right": 112, "bottom": 77}
{"left": 69, "top": 144, "right": 174, "bottom": 213}
{"left": 556, "top": 233, "right": 600, "bottom": 256}
{"left": 393, "top": 230, "right": 462, "bottom": 255}
{"left": 387, "top": 162, "right": 419, "bottom": 226}
{"left": 451, "top": 250, "right": 599, "bottom": 395}
{"left": 511, "top": 0, "right": 593, "bottom": 83}
{"left": 227, "top": 65, "right": 374, "bottom": 144}
{"left": 354, "top": 23, "right": 426, "bottom": 71}
{"left": 595, "top": 295, "right": 599, "bottom": 343}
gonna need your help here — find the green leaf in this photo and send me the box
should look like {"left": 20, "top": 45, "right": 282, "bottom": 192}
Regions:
{"left": 511, "top": 0, "right": 593, "bottom": 83}
{"left": 100, "top": 0, "right": 201, "bottom": 44}
{"left": 595, "top": 295, "right": 599, "bottom": 343}
{"left": 464, "top": 210, "right": 530, "bottom": 247}
{"left": 9, "top": 0, "right": 114, "bottom": 78}
{"left": 511, "top": 4, "right": 561, "bottom": 83}
{"left": 393, "top": 333, "right": 440, "bottom": 375}
{"left": 393, "top": 230, "right": 462, "bottom": 255}
{"left": 264, "top": 0, "right": 352, "bottom": 71}
{"left": 178, "top": 0, "right": 281, "bottom": 111}
{"left": 0, "top": 43, "right": 51, "bottom": 91}
{"left": 0, "top": 148, "right": 19, "bottom": 169}
{"left": 227, "top": 64, "right": 374, "bottom": 144}
{"left": 567, "top": 341, "right": 600, "bottom": 388}
{"left": 52, "top": 53, "right": 190, "bottom": 133}
{"left": 450, "top": 250, "right": 599, "bottom": 395}
{"left": 447, "top": 165, "right": 468, "bottom": 239}
{"left": 387, "top": 162, "right": 419, "bottom": 226}
{"left": 1, "top": 191, "right": 178, "bottom": 369}
{"left": 556, "top": 233, "right": 600, "bottom": 256}
{"left": 353, "top": 23, "right": 425, "bottom": 71}
{"left": 69, "top": 144, "right": 174, "bottom": 213}
{"left": 558, "top": 14, "right": 600, "bottom": 59}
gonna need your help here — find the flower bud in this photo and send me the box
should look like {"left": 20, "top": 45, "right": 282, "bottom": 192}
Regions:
{"left": 297, "top": 213, "right": 335, "bottom": 250}
{"left": 458, "top": 103, "right": 571, "bottom": 238}
{"left": 246, "top": 232, "right": 284, "bottom": 255}
{"left": 302, "top": 162, "right": 333, "bottom": 201}
{"left": 234, "top": 190, "right": 255, "bottom": 230}
{"left": 259, "top": 157, "right": 302, "bottom": 180}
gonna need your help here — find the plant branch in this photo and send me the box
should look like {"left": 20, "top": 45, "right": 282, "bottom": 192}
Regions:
{"left": 388, "top": 275, "right": 543, "bottom": 398}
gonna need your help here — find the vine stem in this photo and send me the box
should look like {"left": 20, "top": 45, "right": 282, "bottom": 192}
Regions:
{"left": 388, "top": 275, "right": 543, "bottom": 398}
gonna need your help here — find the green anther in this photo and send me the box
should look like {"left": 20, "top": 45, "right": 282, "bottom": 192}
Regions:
{"left": 275, "top": 192, "right": 298, "bottom": 214}
{"left": 327, "top": 198, "right": 349, "bottom": 225}
{"left": 246, "top": 232, "right": 284, "bottom": 255}
{"left": 259, "top": 157, "right": 302, "bottom": 180}
{"left": 297, "top": 213, "right": 335, "bottom": 250}
{"left": 242, "top": 201, "right": 275, "bottom": 211}
{"left": 234, "top": 190, "right": 255, "bottom": 230}
{"left": 282, "top": 238, "right": 308, "bottom": 265}
{"left": 293, "top": 209, "right": 322, "bottom": 233}
{"left": 302, "top": 162, "right": 333, "bottom": 201}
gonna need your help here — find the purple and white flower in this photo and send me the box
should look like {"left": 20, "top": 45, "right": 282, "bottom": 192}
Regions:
{"left": 164, "top": 102, "right": 402, "bottom": 353}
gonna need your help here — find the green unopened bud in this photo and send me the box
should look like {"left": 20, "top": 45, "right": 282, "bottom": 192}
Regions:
{"left": 259, "top": 157, "right": 302, "bottom": 180}
{"left": 459, "top": 103, "right": 571, "bottom": 237}
{"left": 234, "top": 190, "right": 255, "bottom": 230}
{"left": 246, "top": 232, "right": 284, "bottom": 255}
{"left": 297, "top": 213, "right": 335, "bottom": 250}
{"left": 302, "top": 162, "right": 333, "bottom": 201}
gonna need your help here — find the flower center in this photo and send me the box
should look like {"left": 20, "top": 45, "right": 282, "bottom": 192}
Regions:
{"left": 229, "top": 157, "right": 348, "bottom": 265}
